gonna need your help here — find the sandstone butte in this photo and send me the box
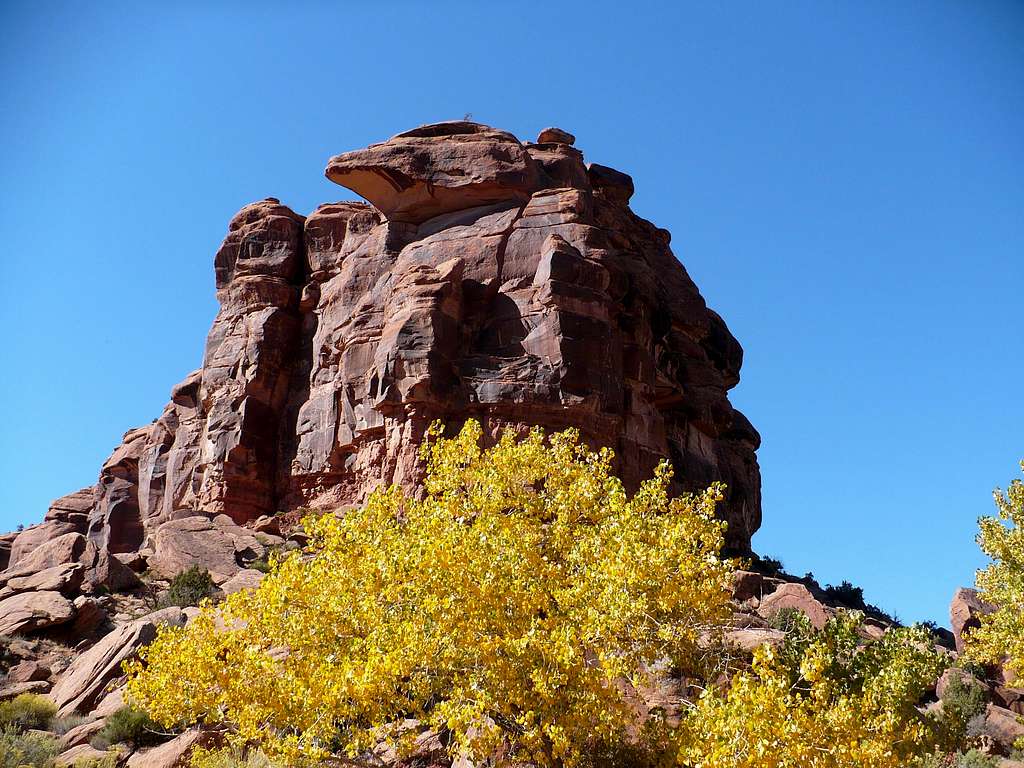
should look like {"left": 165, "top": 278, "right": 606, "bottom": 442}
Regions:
{"left": 1, "top": 124, "right": 1022, "bottom": 766}
{"left": 4, "top": 120, "right": 763, "bottom": 572}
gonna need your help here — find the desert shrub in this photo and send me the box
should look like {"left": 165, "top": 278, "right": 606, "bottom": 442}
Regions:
{"left": 823, "top": 579, "right": 866, "bottom": 609}
{"left": 0, "top": 692, "right": 57, "bottom": 730}
{"left": 939, "top": 673, "right": 988, "bottom": 744}
{"left": 128, "top": 420, "right": 736, "bottom": 766}
{"left": 767, "top": 605, "right": 805, "bottom": 632}
{"left": 0, "top": 723, "right": 60, "bottom": 766}
{"left": 755, "top": 554, "right": 784, "bottom": 574}
{"left": 73, "top": 753, "right": 121, "bottom": 768}
{"left": 956, "top": 750, "right": 999, "bottom": 768}
{"left": 966, "top": 461, "right": 1024, "bottom": 677}
{"left": 92, "top": 705, "right": 163, "bottom": 749}
{"left": 161, "top": 566, "right": 215, "bottom": 608}
{"left": 190, "top": 745, "right": 282, "bottom": 768}
{"left": 51, "top": 713, "right": 91, "bottom": 735}
{"left": 679, "top": 611, "right": 949, "bottom": 768}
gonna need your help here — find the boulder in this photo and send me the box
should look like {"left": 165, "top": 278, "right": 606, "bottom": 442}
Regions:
{"left": 6, "top": 660, "right": 51, "bottom": 683}
{"left": 724, "top": 627, "right": 786, "bottom": 653}
{"left": 59, "top": 717, "right": 106, "bottom": 748}
{"left": 70, "top": 595, "right": 107, "bottom": 638}
{"left": 536, "top": 127, "right": 576, "bottom": 145}
{"left": 757, "top": 583, "right": 829, "bottom": 630}
{"left": 6, "top": 532, "right": 87, "bottom": 574}
{"left": 49, "top": 608, "right": 186, "bottom": 715}
{"left": 91, "top": 686, "right": 125, "bottom": 718}
{"left": 126, "top": 729, "right": 218, "bottom": 768}
{"left": 44, "top": 488, "right": 95, "bottom": 528}
{"left": 55, "top": 744, "right": 113, "bottom": 767}
{"left": 0, "top": 563, "right": 84, "bottom": 597}
{"left": 950, "top": 587, "right": 995, "bottom": 654}
{"left": 326, "top": 122, "right": 544, "bottom": 224}
{"left": 983, "top": 703, "right": 1024, "bottom": 751}
{"left": 251, "top": 515, "right": 281, "bottom": 536}
{"left": 86, "top": 548, "right": 142, "bottom": 592}
{"left": 0, "top": 590, "right": 75, "bottom": 635}
{"left": 0, "top": 680, "right": 51, "bottom": 699}
{"left": 149, "top": 516, "right": 264, "bottom": 583}
{"left": 220, "top": 568, "right": 264, "bottom": 595}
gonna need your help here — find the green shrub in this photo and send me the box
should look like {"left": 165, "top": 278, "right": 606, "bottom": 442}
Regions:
{"left": 161, "top": 565, "right": 214, "bottom": 608}
{"left": 957, "top": 750, "right": 998, "bottom": 768}
{"left": 823, "top": 580, "right": 866, "bottom": 609}
{"left": 767, "top": 605, "right": 805, "bottom": 632}
{"left": 73, "top": 753, "right": 121, "bottom": 768}
{"left": 92, "top": 705, "right": 163, "bottom": 749}
{"left": 0, "top": 693, "right": 57, "bottom": 730}
{"left": 191, "top": 747, "right": 282, "bottom": 768}
{"left": 940, "top": 673, "right": 988, "bottom": 742}
{"left": 755, "top": 554, "right": 784, "bottom": 574}
{"left": 0, "top": 724, "right": 60, "bottom": 767}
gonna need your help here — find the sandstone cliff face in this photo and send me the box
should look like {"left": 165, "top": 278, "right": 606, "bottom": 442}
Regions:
{"left": 14, "top": 122, "right": 762, "bottom": 557}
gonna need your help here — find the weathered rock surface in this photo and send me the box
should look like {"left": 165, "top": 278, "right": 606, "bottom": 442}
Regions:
{"left": 49, "top": 608, "right": 186, "bottom": 716}
{"left": 950, "top": 587, "right": 995, "bottom": 654}
{"left": 126, "top": 729, "right": 218, "bottom": 768}
{"left": 55, "top": 744, "right": 111, "bottom": 767}
{"left": 756, "top": 583, "right": 829, "bottom": 629}
{"left": 7, "top": 121, "right": 759, "bottom": 559}
{"left": 984, "top": 703, "right": 1024, "bottom": 751}
{"left": 0, "top": 590, "right": 75, "bottom": 635}
{"left": 148, "top": 515, "right": 265, "bottom": 583}
{"left": 221, "top": 568, "right": 264, "bottom": 594}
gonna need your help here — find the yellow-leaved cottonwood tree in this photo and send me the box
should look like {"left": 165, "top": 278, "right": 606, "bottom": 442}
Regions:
{"left": 678, "top": 612, "right": 947, "bottom": 768}
{"left": 127, "top": 421, "right": 736, "bottom": 766}
{"left": 127, "top": 421, "right": 951, "bottom": 767}
{"left": 966, "top": 461, "right": 1024, "bottom": 677}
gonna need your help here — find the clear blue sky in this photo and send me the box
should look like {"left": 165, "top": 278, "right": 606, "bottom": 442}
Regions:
{"left": 1, "top": 1, "right": 1021, "bottom": 626}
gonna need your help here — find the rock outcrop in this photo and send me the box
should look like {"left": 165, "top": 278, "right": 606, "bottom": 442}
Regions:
{"left": 7, "top": 122, "right": 761, "bottom": 561}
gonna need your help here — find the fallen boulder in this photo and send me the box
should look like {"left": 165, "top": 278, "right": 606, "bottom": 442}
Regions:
{"left": 126, "top": 729, "right": 218, "bottom": 768}
{"left": 756, "top": 583, "right": 829, "bottom": 630}
{"left": 0, "top": 590, "right": 75, "bottom": 635}
{"left": 950, "top": 587, "right": 995, "bottom": 654}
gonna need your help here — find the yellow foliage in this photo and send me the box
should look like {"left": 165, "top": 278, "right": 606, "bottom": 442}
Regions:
{"left": 966, "top": 461, "right": 1024, "bottom": 677}
{"left": 677, "top": 612, "right": 948, "bottom": 768}
{"left": 126, "top": 420, "right": 735, "bottom": 766}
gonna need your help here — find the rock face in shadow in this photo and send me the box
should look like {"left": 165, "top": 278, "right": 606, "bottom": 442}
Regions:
{"left": 12, "top": 122, "right": 762, "bottom": 553}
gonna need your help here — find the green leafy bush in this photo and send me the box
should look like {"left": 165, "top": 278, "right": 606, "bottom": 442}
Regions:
{"left": 940, "top": 673, "right": 988, "bottom": 743}
{"left": 0, "top": 724, "right": 60, "bottom": 767}
{"left": 161, "top": 565, "right": 215, "bottom": 608}
{"left": 0, "top": 693, "right": 57, "bottom": 730}
{"left": 823, "top": 580, "right": 866, "bottom": 609}
{"left": 92, "top": 705, "right": 163, "bottom": 749}
{"left": 755, "top": 554, "right": 784, "bottom": 574}
{"left": 767, "top": 605, "right": 805, "bottom": 632}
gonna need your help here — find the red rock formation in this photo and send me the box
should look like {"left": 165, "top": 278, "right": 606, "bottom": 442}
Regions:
{"left": 12, "top": 122, "right": 762, "bottom": 556}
